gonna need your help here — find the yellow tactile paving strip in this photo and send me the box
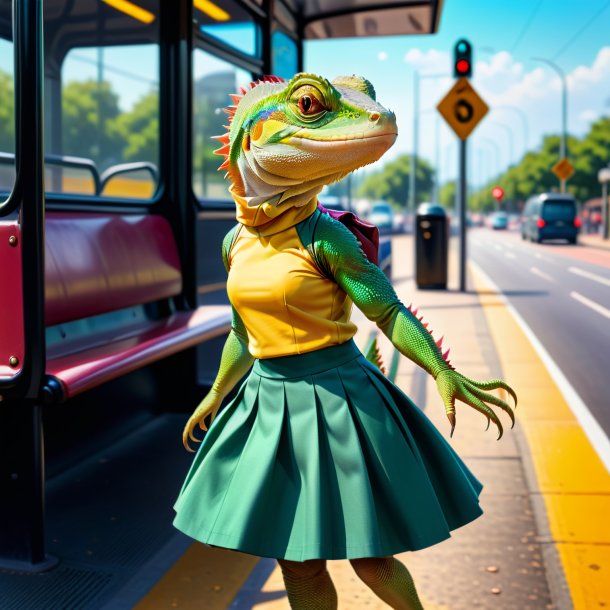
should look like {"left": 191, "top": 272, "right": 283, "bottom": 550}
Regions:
{"left": 134, "top": 544, "right": 258, "bottom": 610}
{"left": 471, "top": 264, "right": 610, "bottom": 609}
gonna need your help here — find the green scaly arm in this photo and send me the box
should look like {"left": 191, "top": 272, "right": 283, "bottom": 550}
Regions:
{"left": 311, "top": 212, "right": 517, "bottom": 439}
{"left": 182, "top": 228, "right": 255, "bottom": 452}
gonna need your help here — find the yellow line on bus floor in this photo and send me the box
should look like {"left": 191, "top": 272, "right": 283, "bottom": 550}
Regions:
{"left": 471, "top": 264, "right": 610, "bottom": 610}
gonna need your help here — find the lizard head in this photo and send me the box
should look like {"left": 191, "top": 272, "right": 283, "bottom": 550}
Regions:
{"left": 214, "top": 73, "right": 397, "bottom": 225}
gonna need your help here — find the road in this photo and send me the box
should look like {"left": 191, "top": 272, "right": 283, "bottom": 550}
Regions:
{"left": 468, "top": 227, "right": 610, "bottom": 437}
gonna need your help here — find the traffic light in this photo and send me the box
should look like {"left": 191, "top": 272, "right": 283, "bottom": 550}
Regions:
{"left": 454, "top": 39, "right": 472, "bottom": 78}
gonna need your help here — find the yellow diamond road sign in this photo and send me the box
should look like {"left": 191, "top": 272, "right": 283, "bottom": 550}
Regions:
{"left": 553, "top": 158, "right": 574, "bottom": 181}
{"left": 437, "top": 78, "right": 489, "bottom": 140}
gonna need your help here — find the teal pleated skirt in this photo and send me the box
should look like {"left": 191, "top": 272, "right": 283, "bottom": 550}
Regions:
{"left": 173, "top": 340, "right": 483, "bottom": 561}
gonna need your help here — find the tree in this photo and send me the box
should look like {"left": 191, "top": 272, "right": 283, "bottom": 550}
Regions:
{"left": 466, "top": 120, "right": 610, "bottom": 212}
{"left": 113, "top": 90, "right": 159, "bottom": 165}
{"left": 62, "top": 80, "right": 124, "bottom": 170}
{"left": 439, "top": 180, "right": 456, "bottom": 210}
{"left": 0, "top": 69, "right": 15, "bottom": 153}
{"left": 357, "top": 154, "right": 434, "bottom": 208}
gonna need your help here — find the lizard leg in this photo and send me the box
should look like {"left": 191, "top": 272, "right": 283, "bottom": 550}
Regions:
{"left": 350, "top": 556, "right": 424, "bottom": 610}
{"left": 278, "top": 559, "right": 338, "bottom": 610}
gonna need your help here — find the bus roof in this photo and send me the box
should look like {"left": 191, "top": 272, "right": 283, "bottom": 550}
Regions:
{"left": 302, "top": 0, "right": 445, "bottom": 39}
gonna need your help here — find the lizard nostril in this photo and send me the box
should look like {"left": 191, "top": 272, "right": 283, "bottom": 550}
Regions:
{"left": 369, "top": 112, "right": 380, "bottom": 122}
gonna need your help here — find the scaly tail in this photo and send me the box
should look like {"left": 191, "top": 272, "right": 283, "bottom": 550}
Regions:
{"left": 365, "top": 335, "right": 386, "bottom": 375}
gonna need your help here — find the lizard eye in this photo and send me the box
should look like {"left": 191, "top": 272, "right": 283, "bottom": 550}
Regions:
{"left": 299, "top": 95, "right": 324, "bottom": 115}
{"left": 292, "top": 85, "right": 327, "bottom": 119}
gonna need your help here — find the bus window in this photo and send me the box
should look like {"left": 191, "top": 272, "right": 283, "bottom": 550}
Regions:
{"left": 272, "top": 30, "right": 298, "bottom": 80}
{"left": 194, "top": 0, "right": 261, "bottom": 58}
{"left": 0, "top": 8, "right": 15, "bottom": 200}
{"left": 50, "top": 44, "right": 159, "bottom": 200}
{"left": 192, "top": 49, "right": 251, "bottom": 202}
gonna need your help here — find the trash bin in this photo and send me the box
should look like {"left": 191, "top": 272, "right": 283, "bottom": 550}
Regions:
{"left": 415, "top": 203, "right": 448, "bottom": 289}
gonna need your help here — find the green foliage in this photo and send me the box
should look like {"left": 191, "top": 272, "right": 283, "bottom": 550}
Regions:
{"left": 62, "top": 80, "right": 125, "bottom": 170}
{"left": 439, "top": 180, "right": 456, "bottom": 210}
{"left": 466, "top": 119, "right": 610, "bottom": 211}
{"left": 113, "top": 91, "right": 159, "bottom": 164}
{"left": 356, "top": 154, "right": 434, "bottom": 208}
{"left": 0, "top": 70, "right": 15, "bottom": 153}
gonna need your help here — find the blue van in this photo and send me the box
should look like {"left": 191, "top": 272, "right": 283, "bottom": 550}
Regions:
{"left": 521, "top": 193, "right": 580, "bottom": 244}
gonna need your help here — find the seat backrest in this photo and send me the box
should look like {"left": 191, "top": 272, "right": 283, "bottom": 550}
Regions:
{"left": 45, "top": 213, "right": 182, "bottom": 326}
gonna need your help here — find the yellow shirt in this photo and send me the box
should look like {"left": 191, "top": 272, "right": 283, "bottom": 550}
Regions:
{"left": 226, "top": 212, "right": 357, "bottom": 359}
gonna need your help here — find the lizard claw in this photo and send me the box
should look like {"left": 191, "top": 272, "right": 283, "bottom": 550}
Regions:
{"left": 446, "top": 411, "right": 456, "bottom": 437}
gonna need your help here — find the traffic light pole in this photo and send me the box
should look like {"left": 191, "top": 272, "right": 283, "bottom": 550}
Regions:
{"left": 459, "top": 138, "right": 467, "bottom": 292}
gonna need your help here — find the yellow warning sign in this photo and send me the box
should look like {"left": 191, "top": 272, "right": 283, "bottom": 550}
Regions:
{"left": 553, "top": 158, "right": 574, "bottom": 182}
{"left": 437, "top": 78, "right": 489, "bottom": 140}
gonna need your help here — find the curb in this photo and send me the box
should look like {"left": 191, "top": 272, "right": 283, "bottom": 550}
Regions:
{"left": 469, "top": 261, "right": 574, "bottom": 610}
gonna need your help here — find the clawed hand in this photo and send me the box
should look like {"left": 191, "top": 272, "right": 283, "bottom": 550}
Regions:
{"left": 435, "top": 369, "right": 517, "bottom": 439}
{"left": 182, "top": 391, "right": 223, "bottom": 452}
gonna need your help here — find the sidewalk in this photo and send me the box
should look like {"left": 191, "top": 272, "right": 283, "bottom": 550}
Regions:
{"left": 135, "top": 235, "right": 590, "bottom": 609}
{"left": 579, "top": 233, "right": 610, "bottom": 250}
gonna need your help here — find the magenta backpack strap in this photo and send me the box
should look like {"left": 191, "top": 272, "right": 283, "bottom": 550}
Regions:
{"left": 317, "top": 203, "right": 380, "bottom": 266}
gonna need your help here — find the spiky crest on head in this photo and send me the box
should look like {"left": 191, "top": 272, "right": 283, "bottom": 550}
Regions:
{"left": 211, "top": 75, "right": 287, "bottom": 193}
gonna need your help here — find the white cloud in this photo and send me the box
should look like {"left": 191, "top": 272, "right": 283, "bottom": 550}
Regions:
{"left": 579, "top": 109, "right": 598, "bottom": 123}
{"left": 403, "top": 48, "right": 450, "bottom": 73}
{"left": 379, "top": 47, "right": 610, "bottom": 182}
{"left": 377, "top": 51, "right": 388, "bottom": 61}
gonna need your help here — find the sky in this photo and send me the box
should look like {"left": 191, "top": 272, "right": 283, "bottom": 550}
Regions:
{"left": 1, "top": 0, "right": 608, "bottom": 188}
{"left": 305, "top": 0, "right": 610, "bottom": 185}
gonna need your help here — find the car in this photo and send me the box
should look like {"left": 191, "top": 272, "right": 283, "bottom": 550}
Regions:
{"left": 368, "top": 201, "right": 394, "bottom": 233}
{"left": 521, "top": 193, "right": 580, "bottom": 244}
{"left": 490, "top": 212, "right": 508, "bottom": 230}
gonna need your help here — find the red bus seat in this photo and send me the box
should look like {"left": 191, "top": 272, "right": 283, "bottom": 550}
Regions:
{"left": 43, "top": 213, "right": 230, "bottom": 403}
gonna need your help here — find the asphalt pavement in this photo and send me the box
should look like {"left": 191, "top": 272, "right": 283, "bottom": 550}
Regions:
{"left": 469, "top": 228, "right": 610, "bottom": 437}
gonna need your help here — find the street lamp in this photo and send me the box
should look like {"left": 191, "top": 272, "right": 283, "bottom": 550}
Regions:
{"left": 411, "top": 71, "right": 451, "bottom": 212}
{"left": 479, "top": 137, "right": 501, "bottom": 177}
{"left": 532, "top": 57, "right": 568, "bottom": 192}
{"left": 494, "top": 105, "right": 530, "bottom": 156}
{"left": 488, "top": 121, "right": 516, "bottom": 210}
{"left": 422, "top": 108, "right": 442, "bottom": 202}
{"left": 488, "top": 121, "right": 515, "bottom": 167}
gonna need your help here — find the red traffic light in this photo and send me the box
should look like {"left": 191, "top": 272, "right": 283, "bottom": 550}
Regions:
{"left": 453, "top": 38, "right": 473, "bottom": 78}
{"left": 456, "top": 59, "right": 470, "bottom": 75}
{"left": 491, "top": 186, "right": 504, "bottom": 201}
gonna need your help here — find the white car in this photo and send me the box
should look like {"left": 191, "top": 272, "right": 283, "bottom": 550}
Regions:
{"left": 368, "top": 201, "right": 394, "bottom": 233}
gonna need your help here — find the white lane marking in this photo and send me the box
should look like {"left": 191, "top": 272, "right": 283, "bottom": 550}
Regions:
{"left": 570, "top": 292, "right": 610, "bottom": 319}
{"left": 494, "top": 244, "right": 503, "bottom": 252}
{"left": 535, "top": 252, "right": 554, "bottom": 263}
{"left": 471, "top": 261, "right": 610, "bottom": 474}
{"left": 569, "top": 266, "right": 610, "bottom": 288}
{"left": 505, "top": 252, "right": 516, "bottom": 259}
{"left": 530, "top": 267, "right": 556, "bottom": 283}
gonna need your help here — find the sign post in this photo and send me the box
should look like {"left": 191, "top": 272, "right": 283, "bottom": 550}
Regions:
{"left": 599, "top": 167, "right": 610, "bottom": 240}
{"left": 437, "top": 75, "right": 489, "bottom": 292}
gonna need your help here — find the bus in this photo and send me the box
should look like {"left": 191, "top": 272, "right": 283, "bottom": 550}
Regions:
{"left": 0, "top": 0, "right": 443, "bottom": 603}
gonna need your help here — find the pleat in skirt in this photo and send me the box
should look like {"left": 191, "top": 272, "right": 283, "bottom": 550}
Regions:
{"left": 173, "top": 340, "right": 483, "bottom": 561}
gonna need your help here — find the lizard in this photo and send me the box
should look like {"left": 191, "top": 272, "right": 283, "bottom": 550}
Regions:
{"left": 183, "top": 71, "right": 516, "bottom": 447}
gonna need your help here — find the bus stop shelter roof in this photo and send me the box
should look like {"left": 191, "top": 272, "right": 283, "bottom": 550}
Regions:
{"left": 300, "top": 0, "right": 444, "bottom": 39}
